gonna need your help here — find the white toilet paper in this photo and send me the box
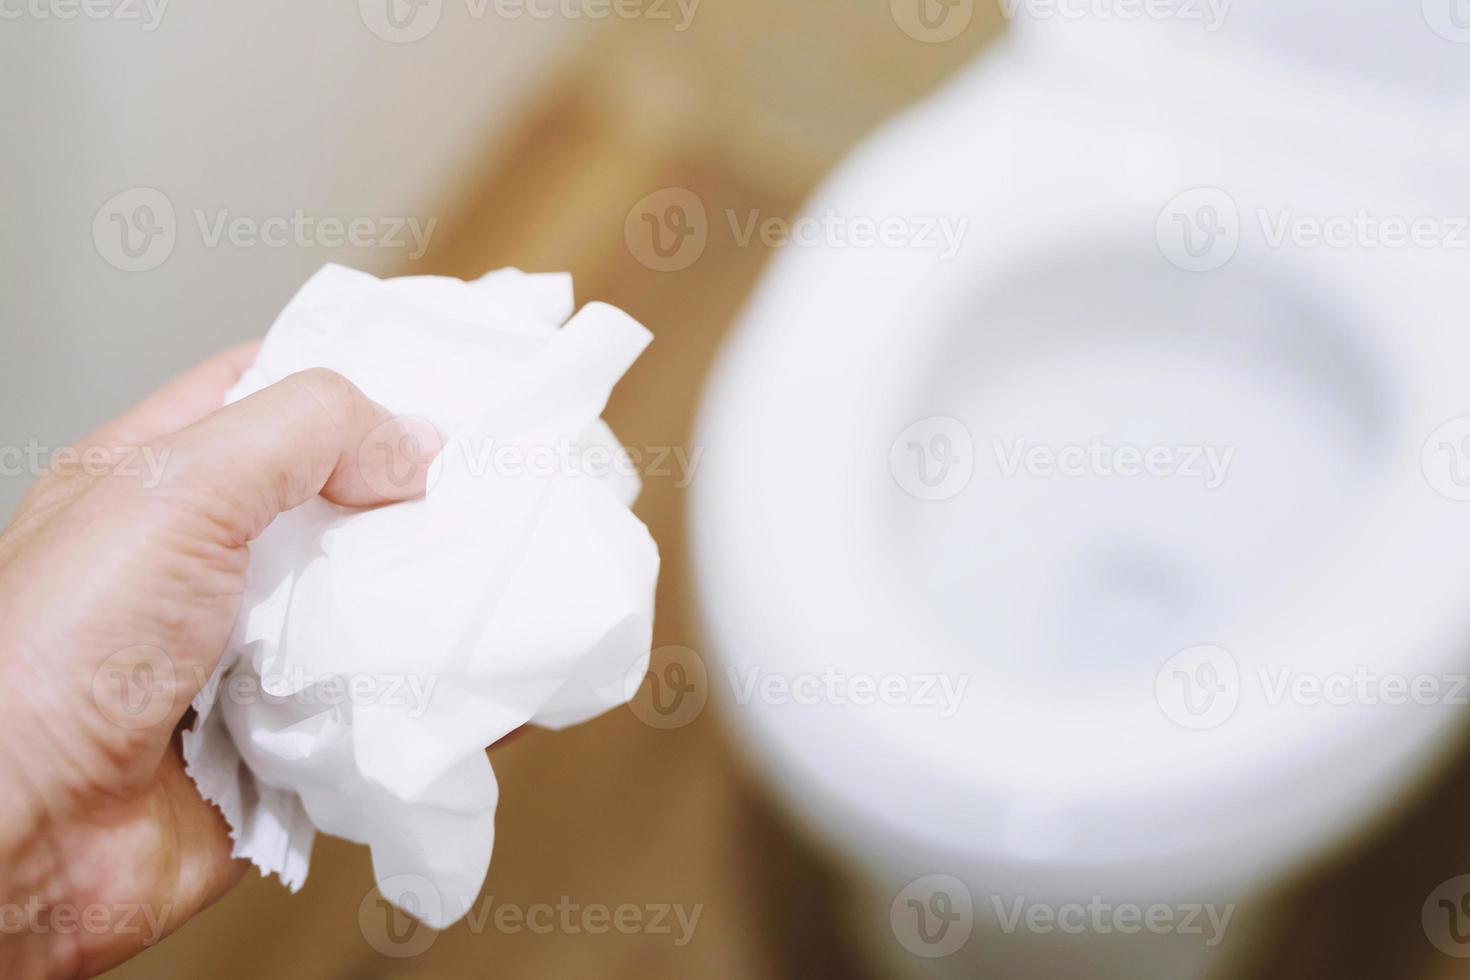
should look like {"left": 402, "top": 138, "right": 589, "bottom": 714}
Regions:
{"left": 180, "top": 263, "right": 659, "bottom": 928}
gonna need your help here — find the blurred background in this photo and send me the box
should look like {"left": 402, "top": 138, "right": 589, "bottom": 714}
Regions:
{"left": 5, "top": 1, "right": 1470, "bottom": 977}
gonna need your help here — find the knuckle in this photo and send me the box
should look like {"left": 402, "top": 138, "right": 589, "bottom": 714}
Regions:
{"left": 136, "top": 435, "right": 194, "bottom": 492}
{"left": 289, "top": 367, "right": 363, "bottom": 425}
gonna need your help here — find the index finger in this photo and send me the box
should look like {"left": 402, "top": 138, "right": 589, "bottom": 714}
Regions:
{"left": 81, "top": 341, "right": 262, "bottom": 453}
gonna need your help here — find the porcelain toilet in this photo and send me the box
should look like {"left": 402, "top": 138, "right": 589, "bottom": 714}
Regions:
{"left": 691, "top": 4, "right": 1470, "bottom": 977}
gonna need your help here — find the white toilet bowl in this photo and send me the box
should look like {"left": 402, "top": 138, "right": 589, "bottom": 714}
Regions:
{"left": 692, "top": 5, "right": 1470, "bottom": 977}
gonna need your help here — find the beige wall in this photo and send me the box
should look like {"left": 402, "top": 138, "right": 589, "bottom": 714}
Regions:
{"left": 0, "top": 2, "right": 591, "bottom": 517}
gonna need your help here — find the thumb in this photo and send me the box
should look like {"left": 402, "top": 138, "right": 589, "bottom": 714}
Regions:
{"left": 157, "top": 367, "right": 442, "bottom": 543}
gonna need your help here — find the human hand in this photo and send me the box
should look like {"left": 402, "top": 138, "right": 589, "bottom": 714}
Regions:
{"left": 0, "top": 346, "right": 437, "bottom": 978}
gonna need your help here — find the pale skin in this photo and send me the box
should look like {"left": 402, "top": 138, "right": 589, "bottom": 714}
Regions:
{"left": 0, "top": 345, "right": 438, "bottom": 978}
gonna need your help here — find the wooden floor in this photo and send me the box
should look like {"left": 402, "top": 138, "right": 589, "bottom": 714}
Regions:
{"left": 104, "top": 9, "right": 1470, "bottom": 979}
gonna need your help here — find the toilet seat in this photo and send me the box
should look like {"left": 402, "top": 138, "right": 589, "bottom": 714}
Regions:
{"left": 692, "top": 34, "right": 1470, "bottom": 899}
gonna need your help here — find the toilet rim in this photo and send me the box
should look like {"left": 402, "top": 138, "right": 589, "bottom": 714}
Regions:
{"left": 691, "top": 186, "right": 1470, "bottom": 873}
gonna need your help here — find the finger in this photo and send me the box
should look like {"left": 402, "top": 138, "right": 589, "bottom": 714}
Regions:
{"left": 7, "top": 342, "right": 263, "bottom": 548}
{"left": 157, "top": 367, "right": 442, "bottom": 543}
{"left": 68, "top": 748, "right": 248, "bottom": 978}
{"left": 80, "top": 341, "right": 262, "bottom": 455}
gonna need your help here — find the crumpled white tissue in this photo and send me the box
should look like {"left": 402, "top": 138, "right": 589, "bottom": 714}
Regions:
{"left": 180, "top": 263, "right": 659, "bottom": 929}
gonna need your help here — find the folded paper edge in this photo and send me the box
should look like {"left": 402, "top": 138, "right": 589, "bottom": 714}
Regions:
{"left": 181, "top": 675, "right": 315, "bottom": 892}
